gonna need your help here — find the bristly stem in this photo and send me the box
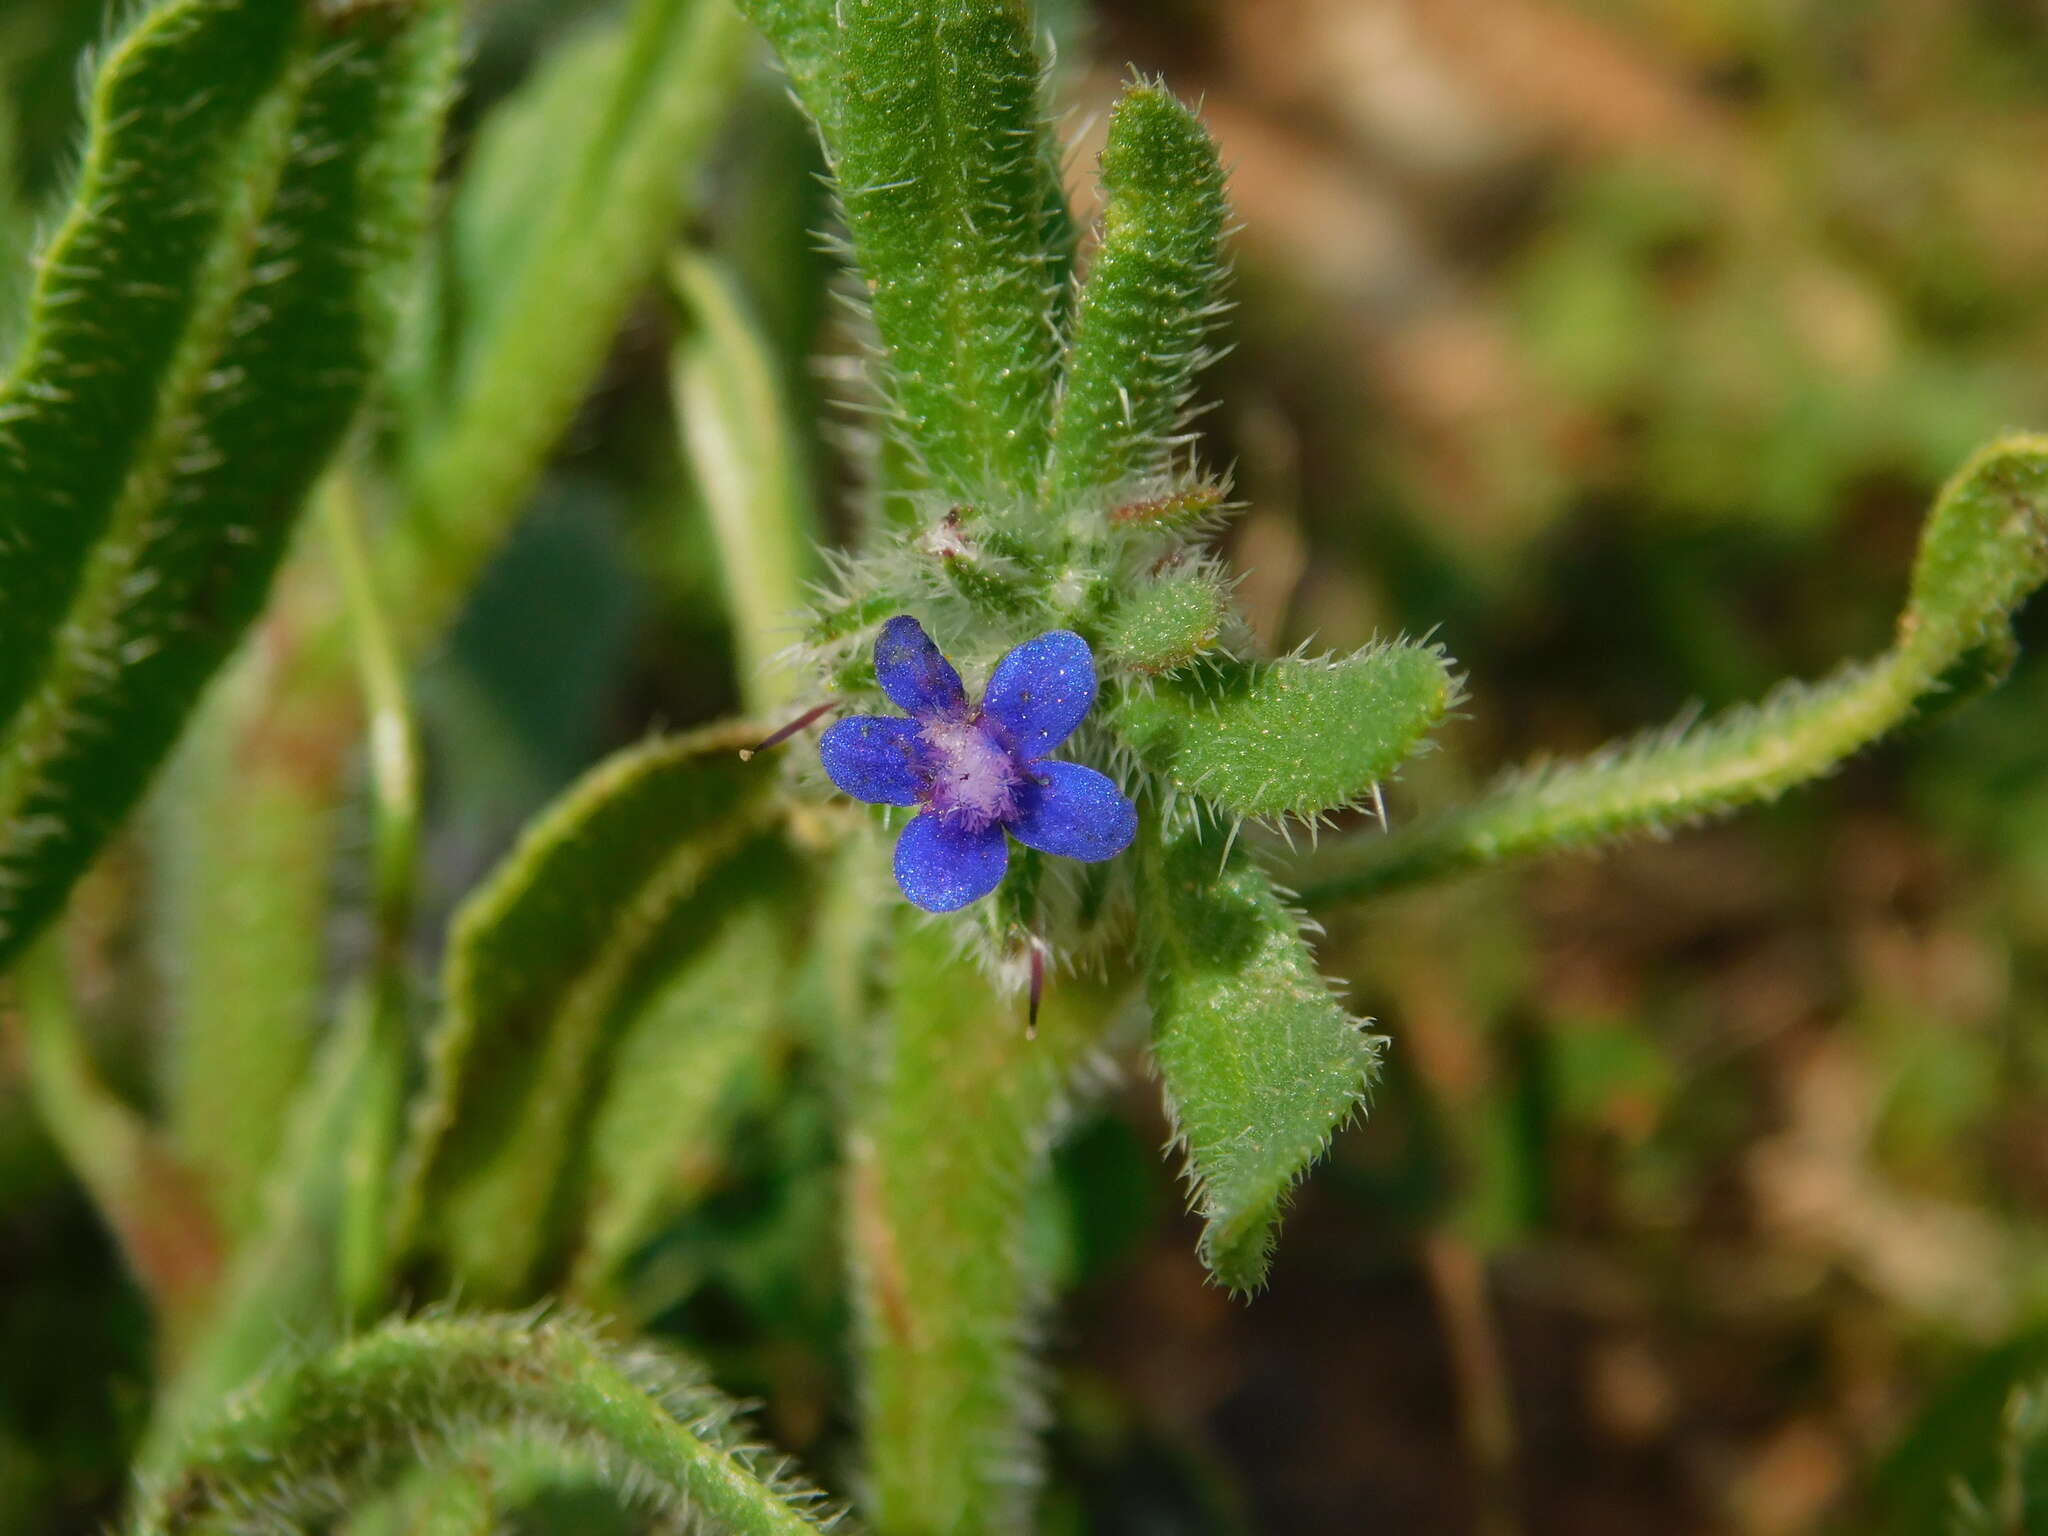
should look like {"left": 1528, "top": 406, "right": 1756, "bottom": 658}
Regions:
{"left": 847, "top": 917, "right": 1106, "bottom": 1534}
{"left": 1295, "top": 434, "right": 2048, "bottom": 905}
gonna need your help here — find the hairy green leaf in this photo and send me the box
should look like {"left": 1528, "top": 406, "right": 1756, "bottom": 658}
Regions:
{"left": 1046, "top": 81, "right": 1228, "bottom": 502}
{"left": 1297, "top": 432, "right": 2048, "bottom": 903}
{"left": 1102, "top": 568, "right": 1231, "bottom": 674}
{"left": 394, "top": 725, "right": 779, "bottom": 1301}
{"left": 391, "top": 0, "right": 748, "bottom": 648}
{"left": 568, "top": 842, "right": 797, "bottom": 1305}
{"left": 738, "top": 0, "right": 1073, "bottom": 498}
{"left": 133, "top": 1313, "right": 850, "bottom": 1536}
{"left": 0, "top": 0, "right": 458, "bottom": 972}
{"left": 1114, "top": 643, "right": 1454, "bottom": 821}
{"left": 670, "top": 251, "right": 819, "bottom": 712}
{"left": 1140, "top": 823, "right": 1378, "bottom": 1293}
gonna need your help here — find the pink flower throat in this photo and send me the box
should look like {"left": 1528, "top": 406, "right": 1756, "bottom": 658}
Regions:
{"left": 919, "top": 716, "right": 1023, "bottom": 833}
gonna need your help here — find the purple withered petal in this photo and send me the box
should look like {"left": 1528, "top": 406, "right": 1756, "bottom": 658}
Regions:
{"left": 819, "top": 715, "right": 925, "bottom": 806}
{"left": 981, "top": 629, "right": 1096, "bottom": 760}
{"left": 874, "top": 615, "right": 967, "bottom": 720}
{"left": 893, "top": 811, "right": 1009, "bottom": 912}
{"left": 1008, "top": 761, "right": 1138, "bottom": 862}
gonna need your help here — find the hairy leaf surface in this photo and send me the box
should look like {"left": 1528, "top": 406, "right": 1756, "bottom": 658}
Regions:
{"left": 1115, "top": 643, "right": 1453, "bottom": 821}
{"left": 1141, "top": 824, "right": 1378, "bottom": 1292}
{"left": 1048, "top": 82, "right": 1228, "bottom": 501}
{"left": 135, "top": 1313, "right": 848, "bottom": 1536}
{"left": 396, "top": 725, "right": 779, "bottom": 1300}
{"left": 0, "top": 0, "right": 457, "bottom": 970}
{"left": 569, "top": 841, "right": 798, "bottom": 1303}
{"left": 1299, "top": 433, "right": 2048, "bottom": 902}
{"left": 738, "top": 0, "right": 1073, "bottom": 497}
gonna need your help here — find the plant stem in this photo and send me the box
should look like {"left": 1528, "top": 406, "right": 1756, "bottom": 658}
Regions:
{"left": 848, "top": 916, "right": 1107, "bottom": 1535}
{"left": 7, "top": 936, "right": 222, "bottom": 1348}
{"left": 320, "top": 470, "right": 422, "bottom": 1321}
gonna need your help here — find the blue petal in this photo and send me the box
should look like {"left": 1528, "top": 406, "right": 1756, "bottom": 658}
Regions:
{"left": 893, "top": 812, "right": 1008, "bottom": 911}
{"left": 819, "top": 716, "right": 924, "bottom": 806}
{"left": 981, "top": 629, "right": 1096, "bottom": 759}
{"left": 874, "top": 615, "right": 967, "bottom": 720}
{"left": 1009, "top": 761, "right": 1137, "bottom": 862}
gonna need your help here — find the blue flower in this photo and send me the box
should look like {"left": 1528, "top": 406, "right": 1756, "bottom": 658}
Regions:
{"left": 820, "top": 616, "right": 1139, "bottom": 912}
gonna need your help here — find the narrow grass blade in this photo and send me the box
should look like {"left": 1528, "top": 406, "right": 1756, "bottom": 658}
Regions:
{"left": 392, "top": 0, "right": 749, "bottom": 648}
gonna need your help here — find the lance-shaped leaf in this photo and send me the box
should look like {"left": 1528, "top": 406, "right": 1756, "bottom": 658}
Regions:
{"left": 135, "top": 1313, "right": 851, "bottom": 1536}
{"left": 1140, "top": 822, "right": 1378, "bottom": 1293}
{"left": 389, "top": 0, "right": 750, "bottom": 648}
{"left": 1047, "top": 81, "right": 1229, "bottom": 502}
{"left": 1114, "top": 643, "right": 1454, "bottom": 822}
{"left": 1102, "top": 567, "right": 1231, "bottom": 675}
{"left": 394, "top": 725, "right": 779, "bottom": 1301}
{"left": 669, "top": 251, "right": 820, "bottom": 713}
{"left": 1296, "top": 432, "right": 2048, "bottom": 904}
{"left": 0, "top": 0, "right": 458, "bottom": 972}
{"left": 568, "top": 840, "right": 798, "bottom": 1305}
{"left": 737, "top": 0, "right": 1073, "bottom": 497}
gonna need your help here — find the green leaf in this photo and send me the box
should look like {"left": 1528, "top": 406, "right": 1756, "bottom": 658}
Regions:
{"left": 0, "top": 0, "right": 458, "bottom": 972}
{"left": 1046, "top": 81, "right": 1228, "bottom": 502}
{"left": 390, "top": 0, "right": 749, "bottom": 649}
{"left": 394, "top": 725, "right": 779, "bottom": 1301}
{"left": 1296, "top": 432, "right": 2048, "bottom": 903}
{"left": 1139, "top": 822, "right": 1379, "bottom": 1293}
{"left": 738, "top": 0, "right": 1073, "bottom": 498}
{"left": 1114, "top": 643, "right": 1454, "bottom": 821}
{"left": 669, "top": 251, "right": 820, "bottom": 712}
{"left": 1102, "top": 567, "right": 1231, "bottom": 674}
{"left": 567, "top": 841, "right": 798, "bottom": 1305}
{"left": 133, "top": 1313, "right": 851, "bottom": 1536}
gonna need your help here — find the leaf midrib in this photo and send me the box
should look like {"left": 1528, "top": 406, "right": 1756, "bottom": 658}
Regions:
{"left": 0, "top": 27, "right": 322, "bottom": 848}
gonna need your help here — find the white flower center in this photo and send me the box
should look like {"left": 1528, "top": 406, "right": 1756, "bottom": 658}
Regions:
{"left": 920, "top": 717, "right": 1022, "bottom": 832}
